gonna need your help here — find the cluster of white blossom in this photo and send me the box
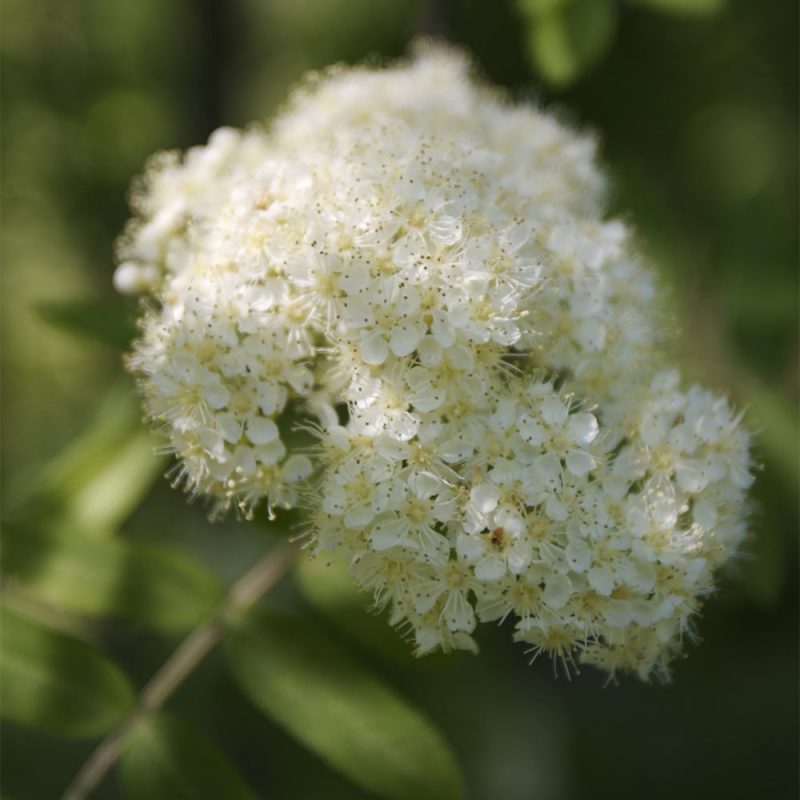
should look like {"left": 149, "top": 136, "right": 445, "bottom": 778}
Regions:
{"left": 117, "top": 44, "right": 752, "bottom": 679}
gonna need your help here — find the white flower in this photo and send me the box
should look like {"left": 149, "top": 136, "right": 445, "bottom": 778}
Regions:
{"left": 368, "top": 471, "right": 455, "bottom": 560}
{"left": 119, "top": 43, "right": 752, "bottom": 680}
{"left": 457, "top": 506, "right": 532, "bottom": 580}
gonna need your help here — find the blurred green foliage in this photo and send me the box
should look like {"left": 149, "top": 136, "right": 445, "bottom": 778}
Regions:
{"left": 4, "top": 524, "right": 222, "bottom": 632}
{"left": 518, "top": 0, "right": 618, "bottom": 87}
{"left": 120, "top": 713, "right": 258, "bottom": 800}
{"left": 0, "top": 603, "right": 134, "bottom": 738}
{"left": 1, "top": 0, "right": 797, "bottom": 798}
{"left": 227, "top": 613, "right": 464, "bottom": 800}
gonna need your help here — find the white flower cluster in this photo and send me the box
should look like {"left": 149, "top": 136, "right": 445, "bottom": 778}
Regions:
{"left": 117, "top": 45, "right": 752, "bottom": 679}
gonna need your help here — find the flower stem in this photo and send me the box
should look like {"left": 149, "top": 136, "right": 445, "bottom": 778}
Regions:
{"left": 61, "top": 541, "right": 298, "bottom": 800}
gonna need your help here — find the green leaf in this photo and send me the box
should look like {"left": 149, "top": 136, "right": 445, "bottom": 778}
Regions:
{"left": 36, "top": 386, "right": 141, "bottom": 496}
{"left": 65, "top": 428, "right": 164, "bottom": 533}
{"left": 3, "top": 526, "right": 223, "bottom": 633}
{"left": 226, "top": 613, "right": 465, "bottom": 800}
{"left": 295, "top": 553, "right": 408, "bottom": 661}
{"left": 31, "top": 385, "right": 165, "bottom": 534}
{"left": 629, "top": 0, "right": 725, "bottom": 16}
{"left": 0, "top": 604, "right": 134, "bottom": 737}
{"left": 9, "top": 384, "right": 164, "bottom": 536}
{"left": 37, "top": 298, "right": 137, "bottom": 350}
{"left": 521, "top": 0, "right": 617, "bottom": 87}
{"left": 120, "top": 713, "right": 257, "bottom": 800}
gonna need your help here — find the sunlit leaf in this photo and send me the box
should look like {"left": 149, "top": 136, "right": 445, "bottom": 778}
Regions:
{"left": 630, "top": 0, "right": 725, "bottom": 15}
{"left": 32, "top": 385, "right": 139, "bottom": 497}
{"left": 0, "top": 604, "right": 134, "bottom": 738}
{"left": 25, "top": 385, "right": 164, "bottom": 534}
{"left": 3, "top": 526, "right": 223, "bottom": 633}
{"left": 65, "top": 429, "right": 164, "bottom": 533}
{"left": 120, "top": 713, "right": 257, "bottom": 800}
{"left": 37, "top": 298, "right": 137, "bottom": 350}
{"left": 520, "top": 0, "right": 617, "bottom": 87}
{"left": 226, "top": 613, "right": 464, "bottom": 800}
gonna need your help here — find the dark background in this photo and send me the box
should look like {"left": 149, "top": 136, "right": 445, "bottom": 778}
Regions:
{"left": 2, "top": 0, "right": 798, "bottom": 797}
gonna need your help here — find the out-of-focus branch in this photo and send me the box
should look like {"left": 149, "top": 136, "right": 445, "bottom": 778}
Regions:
{"left": 61, "top": 541, "right": 298, "bottom": 800}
